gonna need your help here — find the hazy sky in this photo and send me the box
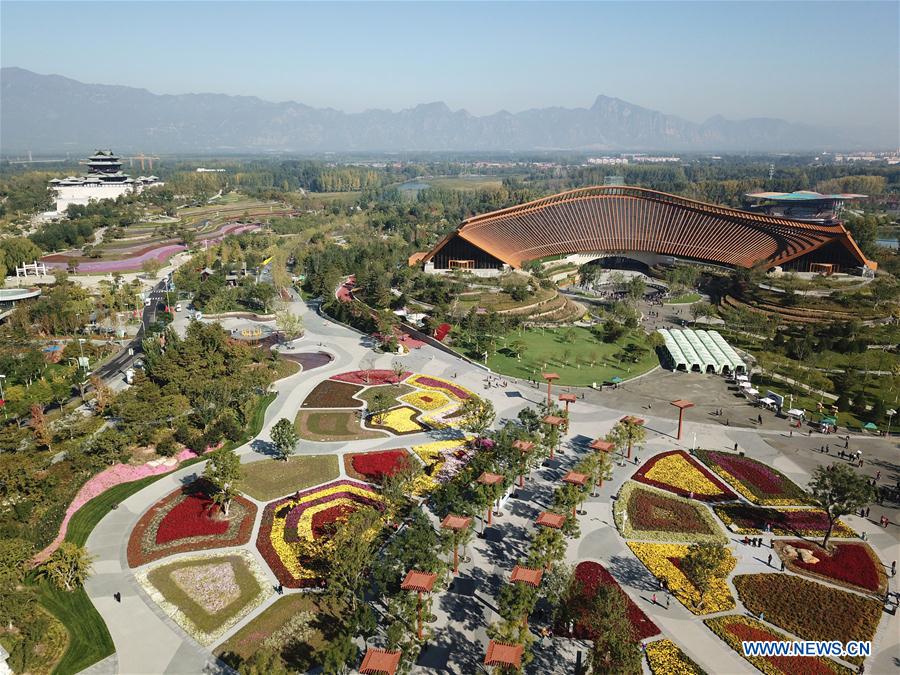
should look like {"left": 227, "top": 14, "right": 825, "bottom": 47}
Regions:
{"left": 2, "top": 1, "right": 898, "bottom": 137}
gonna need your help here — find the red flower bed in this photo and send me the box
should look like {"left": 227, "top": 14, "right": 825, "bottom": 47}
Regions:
{"left": 633, "top": 450, "right": 736, "bottom": 502}
{"left": 412, "top": 375, "right": 471, "bottom": 400}
{"left": 331, "top": 370, "right": 410, "bottom": 385}
{"left": 557, "top": 561, "right": 660, "bottom": 641}
{"left": 156, "top": 493, "right": 229, "bottom": 544}
{"left": 311, "top": 503, "right": 356, "bottom": 538}
{"left": 346, "top": 449, "right": 413, "bottom": 483}
{"left": 715, "top": 504, "right": 854, "bottom": 537}
{"left": 301, "top": 380, "right": 363, "bottom": 408}
{"left": 777, "top": 540, "right": 886, "bottom": 595}
{"left": 696, "top": 450, "right": 808, "bottom": 503}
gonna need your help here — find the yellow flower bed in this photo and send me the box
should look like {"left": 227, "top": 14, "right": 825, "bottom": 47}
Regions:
{"left": 645, "top": 639, "right": 707, "bottom": 675}
{"left": 411, "top": 438, "right": 470, "bottom": 495}
{"left": 644, "top": 454, "right": 723, "bottom": 496}
{"left": 627, "top": 542, "right": 736, "bottom": 615}
{"left": 400, "top": 390, "right": 450, "bottom": 411}
{"left": 710, "top": 466, "right": 810, "bottom": 507}
{"left": 378, "top": 407, "right": 426, "bottom": 433}
{"left": 408, "top": 374, "right": 475, "bottom": 402}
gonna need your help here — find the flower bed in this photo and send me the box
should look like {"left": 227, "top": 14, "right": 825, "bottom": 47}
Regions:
{"left": 331, "top": 370, "right": 410, "bottom": 385}
{"left": 421, "top": 403, "right": 465, "bottom": 430}
{"left": 295, "top": 410, "right": 383, "bottom": 442}
{"left": 355, "top": 384, "right": 415, "bottom": 409}
{"left": 365, "top": 406, "right": 428, "bottom": 435}
{"left": 614, "top": 481, "right": 727, "bottom": 544}
{"left": 256, "top": 480, "right": 384, "bottom": 587}
{"left": 407, "top": 374, "right": 473, "bottom": 402}
{"left": 137, "top": 550, "right": 271, "bottom": 646}
{"left": 645, "top": 639, "right": 708, "bottom": 675}
{"left": 556, "top": 561, "right": 660, "bottom": 641}
{"left": 732, "top": 574, "right": 882, "bottom": 664}
{"left": 694, "top": 450, "right": 811, "bottom": 505}
{"left": 343, "top": 449, "right": 414, "bottom": 484}
{"left": 627, "top": 542, "right": 736, "bottom": 614}
{"left": 705, "top": 615, "right": 854, "bottom": 675}
{"left": 714, "top": 504, "right": 856, "bottom": 538}
{"left": 301, "top": 380, "right": 364, "bottom": 408}
{"left": 773, "top": 540, "right": 886, "bottom": 596}
{"left": 400, "top": 390, "right": 451, "bottom": 411}
{"left": 411, "top": 437, "right": 474, "bottom": 495}
{"left": 239, "top": 455, "right": 340, "bottom": 501}
{"left": 128, "top": 481, "right": 257, "bottom": 567}
{"left": 633, "top": 450, "right": 736, "bottom": 502}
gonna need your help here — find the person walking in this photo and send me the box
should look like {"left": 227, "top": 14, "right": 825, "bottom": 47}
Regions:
{"left": 666, "top": 594, "right": 671, "bottom": 609}
{"left": 767, "top": 553, "right": 772, "bottom": 567}
{"left": 780, "top": 560, "right": 785, "bottom": 572}
{"left": 652, "top": 593, "right": 657, "bottom": 605}
{"left": 891, "top": 560, "right": 896, "bottom": 577}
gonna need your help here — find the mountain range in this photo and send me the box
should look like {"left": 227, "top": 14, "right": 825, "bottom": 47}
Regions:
{"left": 0, "top": 67, "right": 875, "bottom": 154}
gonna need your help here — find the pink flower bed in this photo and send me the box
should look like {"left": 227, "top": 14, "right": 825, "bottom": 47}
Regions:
{"left": 412, "top": 375, "right": 472, "bottom": 401}
{"left": 33, "top": 447, "right": 209, "bottom": 564}
{"left": 331, "top": 370, "right": 411, "bottom": 385}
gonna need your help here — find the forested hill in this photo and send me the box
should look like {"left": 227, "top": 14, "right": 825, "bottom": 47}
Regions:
{"left": 0, "top": 67, "right": 872, "bottom": 154}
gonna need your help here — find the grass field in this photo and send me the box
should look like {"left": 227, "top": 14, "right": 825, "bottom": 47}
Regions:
{"left": 295, "top": 410, "right": 383, "bottom": 442}
{"left": 485, "top": 326, "right": 659, "bottom": 386}
{"left": 454, "top": 286, "right": 557, "bottom": 313}
{"left": 239, "top": 455, "right": 339, "bottom": 501}
{"left": 665, "top": 292, "right": 701, "bottom": 304}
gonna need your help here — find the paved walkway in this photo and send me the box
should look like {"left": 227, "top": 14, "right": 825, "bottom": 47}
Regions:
{"left": 83, "top": 297, "right": 900, "bottom": 674}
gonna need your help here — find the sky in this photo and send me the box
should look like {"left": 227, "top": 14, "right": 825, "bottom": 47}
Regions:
{"left": 2, "top": 1, "right": 898, "bottom": 138}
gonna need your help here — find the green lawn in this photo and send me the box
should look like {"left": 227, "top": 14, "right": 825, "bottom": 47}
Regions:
{"left": 295, "top": 410, "right": 383, "bottom": 442}
{"left": 239, "top": 455, "right": 339, "bottom": 501}
{"left": 35, "top": 393, "right": 277, "bottom": 674}
{"left": 355, "top": 383, "right": 414, "bottom": 408}
{"left": 665, "top": 292, "right": 701, "bottom": 304}
{"left": 485, "top": 326, "right": 659, "bottom": 386}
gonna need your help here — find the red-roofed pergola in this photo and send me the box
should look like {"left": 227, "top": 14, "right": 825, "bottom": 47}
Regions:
{"left": 535, "top": 511, "right": 566, "bottom": 529}
{"left": 484, "top": 640, "right": 524, "bottom": 671}
{"left": 618, "top": 415, "right": 646, "bottom": 459}
{"left": 559, "top": 392, "right": 576, "bottom": 415}
{"left": 401, "top": 570, "right": 438, "bottom": 640}
{"left": 476, "top": 471, "right": 504, "bottom": 526}
{"left": 542, "top": 372, "right": 560, "bottom": 407}
{"left": 510, "top": 565, "right": 543, "bottom": 626}
{"left": 562, "top": 471, "right": 589, "bottom": 517}
{"left": 441, "top": 514, "right": 473, "bottom": 575}
{"left": 670, "top": 399, "right": 695, "bottom": 440}
{"left": 512, "top": 439, "right": 534, "bottom": 488}
{"left": 360, "top": 648, "right": 402, "bottom": 675}
{"left": 589, "top": 439, "right": 615, "bottom": 488}
{"left": 542, "top": 414, "right": 566, "bottom": 460}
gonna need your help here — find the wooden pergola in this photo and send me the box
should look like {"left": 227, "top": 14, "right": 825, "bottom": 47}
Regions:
{"left": 619, "top": 415, "right": 646, "bottom": 459}
{"left": 401, "top": 570, "right": 438, "bottom": 640}
{"left": 542, "top": 415, "right": 566, "bottom": 460}
{"left": 670, "top": 399, "right": 695, "bottom": 441}
{"left": 589, "top": 439, "right": 615, "bottom": 489}
{"left": 360, "top": 648, "right": 402, "bottom": 675}
{"left": 440, "top": 514, "right": 473, "bottom": 575}
{"left": 561, "top": 471, "right": 589, "bottom": 517}
{"left": 541, "top": 372, "right": 560, "bottom": 407}
{"left": 559, "top": 392, "right": 576, "bottom": 415}
{"left": 510, "top": 565, "right": 543, "bottom": 627}
{"left": 512, "top": 440, "right": 535, "bottom": 488}
{"left": 476, "top": 471, "right": 504, "bottom": 526}
{"left": 484, "top": 640, "right": 524, "bottom": 672}
{"left": 535, "top": 511, "right": 566, "bottom": 529}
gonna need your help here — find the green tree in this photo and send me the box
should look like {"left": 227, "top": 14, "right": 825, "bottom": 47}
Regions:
{"left": 320, "top": 629, "right": 356, "bottom": 675}
{"left": 585, "top": 586, "right": 642, "bottom": 675}
{"left": 270, "top": 418, "right": 299, "bottom": 460}
{"left": 681, "top": 543, "right": 728, "bottom": 610}
{"left": 142, "top": 257, "right": 163, "bottom": 279}
{"left": 203, "top": 446, "right": 242, "bottom": 516}
{"left": 275, "top": 309, "right": 304, "bottom": 341}
{"left": 607, "top": 418, "right": 645, "bottom": 460}
{"left": 325, "top": 507, "right": 382, "bottom": 617}
{"left": 458, "top": 396, "right": 496, "bottom": 438}
{"left": 368, "top": 389, "right": 393, "bottom": 425}
{"left": 237, "top": 647, "right": 290, "bottom": 675}
{"left": 809, "top": 463, "right": 875, "bottom": 548}
{"left": 528, "top": 525, "right": 566, "bottom": 571}
{"left": 39, "top": 542, "right": 95, "bottom": 591}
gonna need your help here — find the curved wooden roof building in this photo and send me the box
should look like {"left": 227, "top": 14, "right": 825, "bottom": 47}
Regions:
{"left": 416, "top": 186, "right": 874, "bottom": 272}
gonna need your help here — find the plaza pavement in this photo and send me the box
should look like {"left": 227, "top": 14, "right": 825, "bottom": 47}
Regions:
{"left": 84, "top": 297, "right": 900, "bottom": 674}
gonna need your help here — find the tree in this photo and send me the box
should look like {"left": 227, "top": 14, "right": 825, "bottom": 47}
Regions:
{"left": 498, "top": 579, "right": 539, "bottom": 626}
{"left": 39, "top": 542, "right": 95, "bottom": 591}
{"left": 458, "top": 396, "right": 496, "bottom": 438}
{"left": 237, "top": 647, "right": 290, "bottom": 675}
{"left": 680, "top": 543, "right": 728, "bottom": 610}
{"left": 203, "top": 446, "right": 242, "bottom": 516}
{"left": 320, "top": 629, "right": 356, "bottom": 675}
{"left": 30, "top": 404, "right": 52, "bottom": 451}
{"left": 275, "top": 309, "right": 304, "bottom": 341}
{"left": 508, "top": 339, "right": 527, "bottom": 361}
{"left": 585, "top": 586, "right": 642, "bottom": 675}
{"left": 607, "top": 418, "right": 645, "bottom": 460}
{"left": 142, "top": 257, "right": 163, "bottom": 279}
{"left": 808, "top": 463, "right": 875, "bottom": 548}
{"left": 325, "top": 507, "right": 382, "bottom": 616}
{"left": 368, "top": 389, "right": 393, "bottom": 425}
{"left": 270, "top": 418, "right": 299, "bottom": 460}
{"left": 540, "top": 562, "right": 574, "bottom": 626}
{"left": 528, "top": 525, "right": 566, "bottom": 571}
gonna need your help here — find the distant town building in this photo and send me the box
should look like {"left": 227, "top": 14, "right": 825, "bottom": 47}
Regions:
{"left": 587, "top": 157, "right": 629, "bottom": 165}
{"left": 629, "top": 155, "right": 681, "bottom": 163}
{"left": 48, "top": 150, "right": 163, "bottom": 213}
{"left": 195, "top": 167, "right": 227, "bottom": 173}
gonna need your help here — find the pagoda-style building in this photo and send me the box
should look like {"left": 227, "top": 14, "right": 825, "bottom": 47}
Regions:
{"left": 49, "top": 150, "right": 163, "bottom": 213}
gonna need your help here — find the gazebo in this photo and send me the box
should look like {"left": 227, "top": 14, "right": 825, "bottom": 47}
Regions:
{"left": 542, "top": 415, "right": 566, "bottom": 459}
{"left": 512, "top": 440, "right": 534, "bottom": 488}
{"left": 535, "top": 511, "right": 566, "bottom": 529}
{"left": 360, "top": 648, "right": 402, "bottom": 675}
{"left": 542, "top": 372, "right": 560, "bottom": 407}
{"left": 401, "top": 569, "right": 438, "bottom": 640}
{"left": 561, "top": 471, "right": 589, "bottom": 516}
{"left": 440, "top": 514, "right": 473, "bottom": 575}
{"left": 484, "top": 640, "right": 524, "bottom": 672}
{"left": 670, "top": 399, "right": 694, "bottom": 440}
{"left": 559, "top": 392, "right": 576, "bottom": 415}
{"left": 510, "top": 565, "right": 543, "bottom": 626}
{"left": 476, "top": 471, "right": 504, "bottom": 526}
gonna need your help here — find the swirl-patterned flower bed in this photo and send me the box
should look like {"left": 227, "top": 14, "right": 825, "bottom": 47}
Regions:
{"left": 364, "top": 406, "right": 428, "bottom": 435}
{"left": 301, "top": 380, "right": 364, "bottom": 408}
{"left": 773, "top": 540, "right": 887, "bottom": 596}
{"left": 400, "top": 390, "right": 451, "bottom": 411}
{"left": 407, "top": 374, "right": 473, "bottom": 402}
{"left": 128, "top": 481, "right": 257, "bottom": 567}
{"left": 556, "top": 561, "right": 660, "bottom": 641}
{"left": 343, "top": 448, "right": 415, "bottom": 484}
{"left": 136, "top": 550, "right": 272, "bottom": 646}
{"left": 694, "top": 449, "right": 811, "bottom": 505}
{"left": 331, "top": 370, "right": 410, "bottom": 385}
{"left": 411, "top": 437, "right": 474, "bottom": 495}
{"left": 633, "top": 450, "right": 736, "bottom": 502}
{"left": 714, "top": 504, "right": 856, "bottom": 538}
{"left": 645, "top": 639, "right": 708, "bottom": 675}
{"left": 256, "top": 480, "right": 384, "bottom": 587}
{"left": 614, "top": 481, "right": 727, "bottom": 544}
{"left": 705, "top": 615, "right": 854, "bottom": 675}
{"left": 733, "top": 574, "right": 882, "bottom": 665}
{"left": 627, "top": 542, "right": 736, "bottom": 614}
